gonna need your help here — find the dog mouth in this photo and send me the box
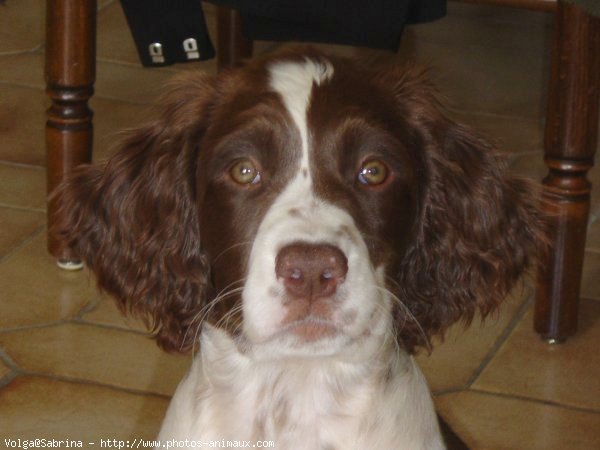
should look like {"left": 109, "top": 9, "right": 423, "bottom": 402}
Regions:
{"left": 280, "top": 317, "right": 340, "bottom": 342}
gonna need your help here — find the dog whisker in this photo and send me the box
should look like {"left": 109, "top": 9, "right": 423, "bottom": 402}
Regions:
{"left": 373, "top": 285, "right": 432, "bottom": 354}
{"left": 182, "top": 280, "right": 247, "bottom": 353}
{"left": 213, "top": 241, "right": 254, "bottom": 264}
{"left": 60, "top": 47, "right": 542, "bottom": 447}
{"left": 214, "top": 301, "right": 245, "bottom": 330}
{"left": 192, "top": 285, "right": 245, "bottom": 347}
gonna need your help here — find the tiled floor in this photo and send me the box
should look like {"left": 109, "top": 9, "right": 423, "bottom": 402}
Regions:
{"left": 1, "top": 1, "right": 599, "bottom": 449}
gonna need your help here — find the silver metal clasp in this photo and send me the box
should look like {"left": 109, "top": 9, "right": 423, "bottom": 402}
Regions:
{"left": 149, "top": 42, "right": 165, "bottom": 64}
{"left": 183, "top": 38, "right": 200, "bottom": 60}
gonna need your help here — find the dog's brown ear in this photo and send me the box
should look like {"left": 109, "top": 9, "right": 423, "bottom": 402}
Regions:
{"left": 52, "top": 73, "right": 218, "bottom": 353}
{"left": 380, "top": 67, "right": 546, "bottom": 352}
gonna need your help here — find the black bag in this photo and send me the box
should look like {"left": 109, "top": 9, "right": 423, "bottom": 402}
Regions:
{"left": 119, "top": 0, "right": 446, "bottom": 67}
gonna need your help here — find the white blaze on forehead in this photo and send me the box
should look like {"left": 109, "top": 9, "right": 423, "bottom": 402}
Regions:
{"left": 243, "top": 58, "right": 387, "bottom": 351}
{"left": 269, "top": 58, "right": 334, "bottom": 172}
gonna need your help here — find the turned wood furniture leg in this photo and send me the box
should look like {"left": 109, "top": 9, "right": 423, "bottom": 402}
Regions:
{"left": 535, "top": 1, "right": 600, "bottom": 342}
{"left": 216, "top": 7, "right": 253, "bottom": 70}
{"left": 45, "top": 0, "right": 97, "bottom": 270}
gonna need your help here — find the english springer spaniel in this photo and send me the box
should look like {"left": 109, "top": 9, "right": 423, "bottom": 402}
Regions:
{"left": 55, "top": 48, "right": 544, "bottom": 449}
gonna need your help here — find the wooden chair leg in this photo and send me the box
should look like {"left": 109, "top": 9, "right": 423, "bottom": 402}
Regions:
{"left": 216, "top": 6, "right": 253, "bottom": 70}
{"left": 45, "top": 0, "right": 97, "bottom": 269}
{"left": 535, "top": 1, "right": 600, "bottom": 342}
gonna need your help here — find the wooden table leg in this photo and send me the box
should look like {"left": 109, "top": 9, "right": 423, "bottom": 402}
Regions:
{"left": 45, "top": 0, "right": 97, "bottom": 269}
{"left": 216, "top": 7, "right": 253, "bottom": 70}
{"left": 535, "top": 1, "right": 600, "bottom": 342}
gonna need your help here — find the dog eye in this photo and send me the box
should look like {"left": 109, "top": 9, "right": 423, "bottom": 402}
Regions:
{"left": 230, "top": 159, "right": 262, "bottom": 185}
{"left": 357, "top": 160, "right": 388, "bottom": 186}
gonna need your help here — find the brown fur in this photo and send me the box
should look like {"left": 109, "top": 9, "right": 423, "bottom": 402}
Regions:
{"left": 51, "top": 48, "right": 546, "bottom": 354}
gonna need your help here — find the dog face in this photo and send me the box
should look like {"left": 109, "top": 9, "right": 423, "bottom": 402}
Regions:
{"left": 54, "top": 49, "right": 543, "bottom": 356}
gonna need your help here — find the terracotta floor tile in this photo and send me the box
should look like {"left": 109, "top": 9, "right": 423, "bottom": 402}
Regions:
{"left": 588, "top": 220, "right": 600, "bottom": 253}
{"left": 415, "top": 41, "right": 547, "bottom": 119}
{"left": 581, "top": 252, "right": 600, "bottom": 301}
{"left": 0, "top": 323, "right": 190, "bottom": 396}
{"left": 81, "top": 296, "right": 149, "bottom": 333}
{"left": 99, "top": 0, "right": 116, "bottom": 10}
{"left": 0, "top": 360, "right": 11, "bottom": 380}
{"left": 0, "top": 0, "right": 44, "bottom": 54}
{"left": 0, "top": 85, "right": 47, "bottom": 166}
{"left": 0, "top": 207, "right": 45, "bottom": 258}
{"left": 588, "top": 163, "right": 600, "bottom": 215}
{"left": 0, "top": 376, "right": 168, "bottom": 441}
{"left": 452, "top": 112, "right": 544, "bottom": 157}
{"left": 0, "top": 234, "right": 94, "bottom": 329}
{"left": 508, "top": 151, "right": 549, "bottom": 182}
{"left": 436, "top": 390, "right": 600, "bottom": 450}
{"left": 96, "top": 2, "right": 140, "bottom": 65}
{"left": 397, "top": 4, "right": 551, "bottom": 119}
{"left": 0, "top": 163, "right": 46, "bottom": 211}
{"left": 90, "top": 97, "right": 156, "bottom": 162}
{"left": 94, "top": 62, "right": 209, "bottom": 104}
{"left": 416, "top": 285, "right": 532, "bottom": 393}
{"left": 407, "top": 3, "right": 552, "bottom": 50}
{"left": 0, "top": 51, "right": 210, "bottom": 107}
{"left": 0, "top": 51, "right": 44, "bottom": 88}
{"left": 473, "top": 299, "right": 600, "bottom": 410}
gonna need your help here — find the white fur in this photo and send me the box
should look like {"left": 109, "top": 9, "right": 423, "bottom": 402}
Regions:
{"left": 242, "top": 179, "right": 386, "bottom": 358}
{"left": 158, "top": 326, "right": 443, "bottom": 449}
{"left": 156, "top": 59, "right": 445, "bottom": 449}
{"left": 269, "top": 58, "right": 334, "bottom": 173}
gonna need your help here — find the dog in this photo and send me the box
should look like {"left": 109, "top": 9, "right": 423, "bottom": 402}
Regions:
{"left": 54, "top": 48, "right": 544, "bottom": 449}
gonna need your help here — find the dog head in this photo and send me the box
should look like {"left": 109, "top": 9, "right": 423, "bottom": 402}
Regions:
{"left": 54, "top": 48, "right": 544, "bottom": 357}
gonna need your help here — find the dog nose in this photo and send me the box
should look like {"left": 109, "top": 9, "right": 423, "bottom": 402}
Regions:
{"left": 275, "top": 243, "right": 348, "bottom": 300}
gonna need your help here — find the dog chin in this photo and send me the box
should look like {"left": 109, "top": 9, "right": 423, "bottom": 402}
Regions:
{"left": 282, "top": 318, "right": 339, "bottom": 342}
{"left": 245, "top": 322, "right": 385, "bottom": 363}
{"left": 241, "top": 325, "right": 350, "bottom": 361}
